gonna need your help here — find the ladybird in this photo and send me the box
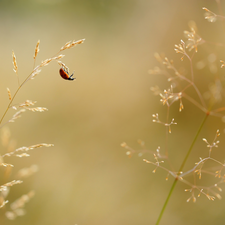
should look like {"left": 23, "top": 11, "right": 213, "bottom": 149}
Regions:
{"left": 59, "top": 67, "right": 75, "bottom": 80}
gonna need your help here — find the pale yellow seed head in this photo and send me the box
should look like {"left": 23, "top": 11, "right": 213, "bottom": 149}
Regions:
{"left": 34, "top": 40, "right": 40, "bottom": 59}
{"left": 60, "top": 39, "right": 85, "bottom": 51}
{"left": 7, "top": 88, "right": 12, "bottom": 100}
{"left": 12, "top": 51, "right": 18, "bottom": 74}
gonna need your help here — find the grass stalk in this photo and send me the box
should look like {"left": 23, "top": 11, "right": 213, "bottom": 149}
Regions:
{"left": 155, "top": 113, "right": 209, "bottom": 225}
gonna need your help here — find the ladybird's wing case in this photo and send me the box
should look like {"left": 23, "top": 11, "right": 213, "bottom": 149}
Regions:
{"left": 59, "top": 68, "right": 69, "bottom": 79}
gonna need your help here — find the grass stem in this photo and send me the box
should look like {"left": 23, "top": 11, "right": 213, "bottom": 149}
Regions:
{"left": 155, "top": 113, "right": 209, "bottom": 225}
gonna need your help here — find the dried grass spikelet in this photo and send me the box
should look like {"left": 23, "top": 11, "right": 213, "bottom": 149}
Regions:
{"left": 60, "top": 39, "right": 85, "bottom": 51}
{"left": 220, "top": 60, "right": 225, "bottom": 68}
{"left": 2, "top": 143, "right": 54, "bottom": 157}
{"left": 40, "top": 58, "right": 53, "bottom": 67}
{"left": 25, "top": 107, "right": 48, "bottom": 112}
{"left": 30, "top": 68, "right": 41, "bottom": 80}
{"left": 184, "top": 25, "right": 203, "bottom": 52}
{"left": 23, "top": 67, "right": 42, "bottom": 85}
{"left": 19, "top": 100, "right": 36, "bottom": 107}
{"left": 0, "top": 199, "right": 8, "bottom": 208}
{"left": 0, "top": 185, "right": 9, "bottom": 208}
{"left": 174, "top": 40, "right": 186, "bottom": 54}
{"left": 174, "top": 40, "right": 186, "bottom": 60}
{"left": 12, "top": 51, "right": 18, "bottom": 74}
{"left": 159, "top": 89, "right": 173, "bottom": 106}
{"left": 0, "top": 180, "right": 23, "bottom": 192}
{"left": 0, "top": 186, "right": 10, "bottom": 209}
{"left": 152, "top": 113, "right": 177, "bottom": 133}
{"left": 15, "top": 100, "right": 48, "bottom": 112}
{"left": 8, "top": 109, "right": 26, "bottom": 123}
{"left": 40, "top": 54, "right": 65, "bottom": 67}
{"left": 15, "top": 153, "right": 30, "bottom": 157}
{"left": 57, "top": 60, "right": 70, "bottom": 73}
{"left": 0, "top": 163, "right": 14, "bottom": 167}
{"left": 7, "top": 88, "right": 12, "bottom": 100}
{"left": 33, "top": 40, "right": 40, "bottom": 59}
{"left": 53, "top": 54, "right": 65, "bottom": 60}
{"left": 202, "top": 7, "right": 217, "bottom": 22}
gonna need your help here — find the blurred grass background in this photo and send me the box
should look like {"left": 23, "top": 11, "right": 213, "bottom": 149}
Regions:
{"left": 0, "top": 0, "right": 225, "bottom": 224}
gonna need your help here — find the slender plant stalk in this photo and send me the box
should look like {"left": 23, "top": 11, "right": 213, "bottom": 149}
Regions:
{"left": 0, "top": 72, "right": 33, "bottom": 127}
{"left": 155, "top": 113, "right": 209, "bottom": 225}
{"left": 0, "top": 86, "right": 21, "bottom": 126}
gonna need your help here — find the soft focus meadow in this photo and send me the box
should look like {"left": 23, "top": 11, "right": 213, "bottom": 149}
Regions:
{"left": 0, "top": 0, "right": 225, "bottom": 225}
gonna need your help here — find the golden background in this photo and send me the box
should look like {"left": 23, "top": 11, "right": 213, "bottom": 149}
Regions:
{"left": 0, "top": 0, "right": 225, "bottom": 224}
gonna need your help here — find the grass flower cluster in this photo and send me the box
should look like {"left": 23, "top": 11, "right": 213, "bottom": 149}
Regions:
{"left": 122, "top": 5, "right": 225, "bottom": 225}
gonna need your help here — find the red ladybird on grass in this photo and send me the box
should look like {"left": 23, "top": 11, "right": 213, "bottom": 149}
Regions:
{"left": 59, "top": 67, "right": 75, "bottom": 80}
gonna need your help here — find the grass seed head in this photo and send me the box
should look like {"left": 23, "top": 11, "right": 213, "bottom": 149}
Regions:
{"left": 60, "top": 39, "right": 85, "bottom": 51}
{"left": 33, "top": 40, "right": 40, "bottom": 59}
{"left": 12, "top": 51, "right": 18, "bottom": 74}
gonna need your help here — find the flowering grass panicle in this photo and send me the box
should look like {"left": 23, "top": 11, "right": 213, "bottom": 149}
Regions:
{"left": 0, "top": 38, "right": 85, "bottom": 220}
{"left": 122, "top": 4, "right": 225, "bottom": 225}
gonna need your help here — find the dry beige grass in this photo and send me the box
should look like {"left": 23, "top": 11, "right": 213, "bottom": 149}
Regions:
{"left": 0, "top": 39, "right": 84, "bottom": 220}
